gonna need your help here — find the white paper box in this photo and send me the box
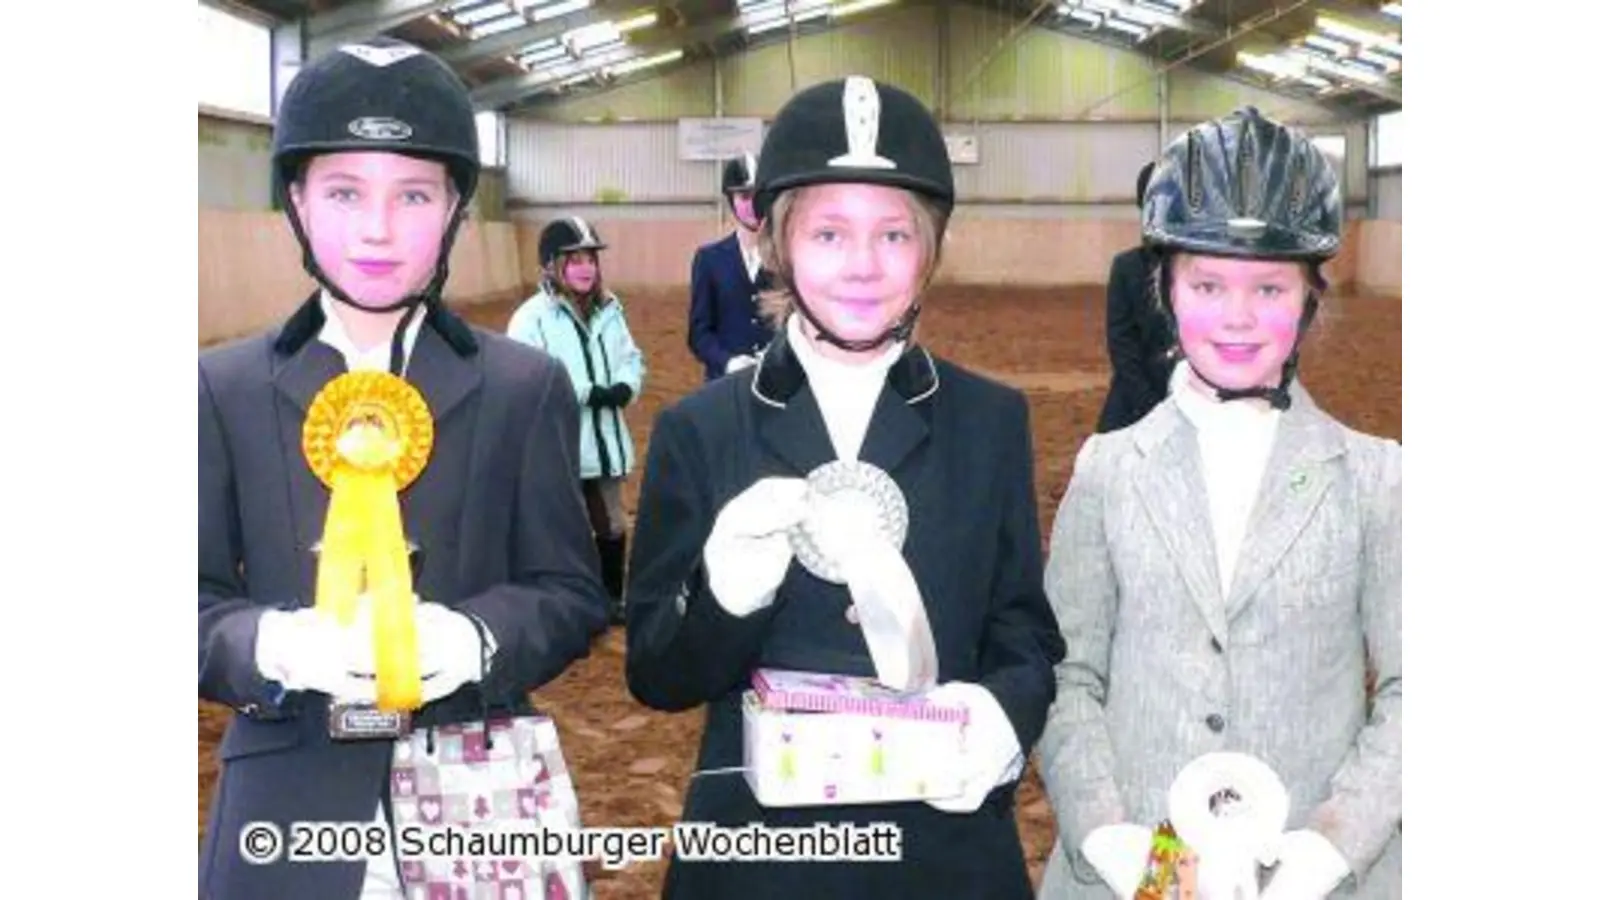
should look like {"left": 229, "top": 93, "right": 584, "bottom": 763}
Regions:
{"left": 740, "top": 669, "right": 971, "bottom": 808}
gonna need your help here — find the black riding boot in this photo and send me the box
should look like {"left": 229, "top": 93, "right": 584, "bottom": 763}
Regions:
{"left": 596, "top": 533, "right": 627, "bottom": 626}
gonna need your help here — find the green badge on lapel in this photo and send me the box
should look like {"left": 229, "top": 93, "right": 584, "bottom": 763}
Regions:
{"left": 1289, "top": 470, "right": 1310, "bottom": 491}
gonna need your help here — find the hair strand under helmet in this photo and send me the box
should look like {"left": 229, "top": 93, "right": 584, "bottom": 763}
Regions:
{"left": 1141, "top": 106, "right": 1343, "bottom": 410}
{"left": 754, "top": 76, "right": 954, "bottom": 354}
{"left": 271, "top": 37, "right": 481, "bottom": 374}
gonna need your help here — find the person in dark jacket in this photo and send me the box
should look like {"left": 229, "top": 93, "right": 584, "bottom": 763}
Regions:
{"left": 687, "top": 151, "right": 776, "bottom": 381}
{"left": 198, "top": 38, "right": 608, "bottom": 899}
{"left": 1095, "top": 160, "right": 1176, "bottom": 433}
{"left": 625, "top": 75, "right": 1065, "bottom": 900}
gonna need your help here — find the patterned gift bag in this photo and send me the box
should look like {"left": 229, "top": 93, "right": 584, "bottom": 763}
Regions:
{"left": 389, "top": 716, "right": 588, "bottom": 900}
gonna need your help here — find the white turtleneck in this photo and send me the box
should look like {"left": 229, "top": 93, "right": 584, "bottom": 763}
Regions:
{"left": 785, "top": 313, "right": 903, "bottom": 462}
{"left": 1170, "top": 360, "right": 1283, "bottom": 597}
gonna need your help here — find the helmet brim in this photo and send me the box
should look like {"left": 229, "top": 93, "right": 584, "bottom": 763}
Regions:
{"left": 755, "top": 169, "right": 953, "bottom": 219}
{"left": 274, "top": 142, "right": 479, "bottom": 198}
{"left": 1143, "top": 220, "right": 1339, "bottom": 261}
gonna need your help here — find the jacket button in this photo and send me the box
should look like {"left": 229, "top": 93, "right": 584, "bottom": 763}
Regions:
{"left": 239, "top": 703, "right": 260, "bottom": 716}
{"left": 1205, "top": 713, "right": 1225, "bottom": 733}
{"left": 844, "top": 605, "right": 860, "bottom": 625}
{"left": 1209, "top": 637, "right": 1223, "bottom": 653}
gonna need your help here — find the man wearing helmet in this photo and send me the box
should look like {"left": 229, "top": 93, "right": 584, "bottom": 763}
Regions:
{"left": 198, "top": 39, "right": 609, "bottom": 899}
{"left": 507, "top": 216, "right": 646, "bottom": 627}
{"left": 687, "top": 151, "right": 777, "bottom": 380}
{"left": 1038, "top": 108, "right": 1401, "bottom": 900}
{"left": 1095, "top": 160, "right": 1175, "bottom": 433}
{"left": 626, "top": 76, "right": 1065, "bottom": 899}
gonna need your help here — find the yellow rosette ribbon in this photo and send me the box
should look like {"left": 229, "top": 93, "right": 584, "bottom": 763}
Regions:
{"left": 302, "top": 371, "right": 435, "bottom": 712}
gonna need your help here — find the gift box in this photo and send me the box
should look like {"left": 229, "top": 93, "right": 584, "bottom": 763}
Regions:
{"left": 741, "top": 668, "right": 970, "bottom": 808}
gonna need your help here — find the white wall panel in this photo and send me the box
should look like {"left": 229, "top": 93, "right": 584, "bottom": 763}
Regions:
{"left": 507, "top": 120, "right": 717, "bottom": 204}
{"left": 1371, "top": 169, "right": 1401, "bottom": 221}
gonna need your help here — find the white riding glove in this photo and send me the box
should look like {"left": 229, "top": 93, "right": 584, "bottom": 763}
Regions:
{"left": 919, "top": 681, "right": 1023, "bottom": 814}
{"left": 254, "top": 604, "right": 376, "bottom": 704}
{"left": 724, "top": 354, "right": 758, "bottom": 374}
{"left": 416, "top": 602, "right": 490, "bottom": 704}
{"left": 1081, "top": 823, "right": 1155, "bottom": 900}
{"left": 1259, "top": 829, "right": 1350, "bottom": 900}
{"left": 703, "top": 477, "right": 809, "bottom": 617}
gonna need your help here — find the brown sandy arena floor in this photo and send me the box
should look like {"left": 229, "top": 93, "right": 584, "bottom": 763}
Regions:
{"left": 199, "top": 284, "right": 1400, "bottom": 896}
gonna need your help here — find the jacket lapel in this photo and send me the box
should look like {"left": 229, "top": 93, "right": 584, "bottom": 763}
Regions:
{"left": 751, "top": 330, "right": 937, "bottom": 479}
{"left": 755, "top": 387, "right": 838, "bottom": 476}
{"left": 1131, "top": 404, "right": 1229, "bottom": 643}
{"left": 858, "top": 346, "right": 936, "bottom": 475}
{"left": 270, "top": 338, "right": 344, "bottom": 563}
{"left": 857, "top": 387, "right": 930, "bottom": 477}
{"left": 405, "top": 325, "right": 483, "bottom": 428}
{"left": 272, "top": 337, "right": 344, "bottom": 417}
{"left": 1224, "top": 384, "right": 1347, "bottom": 615}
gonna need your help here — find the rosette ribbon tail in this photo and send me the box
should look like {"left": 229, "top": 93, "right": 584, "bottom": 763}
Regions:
{"left": 838, "top": 550, "right": 939, "bottom": 694}
{"left": 315, "top": 463, "right": 424, "bottom": 712}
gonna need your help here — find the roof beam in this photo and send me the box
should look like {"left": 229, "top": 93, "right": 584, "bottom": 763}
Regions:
{"left": 437, "top": 7, "right": 608, "bottom": 66}
{"left": 1061, "top": 1, "right": 1221, "bottom": 38}
{"left": 471, "top": 13, "right": 739, "bottom": 109}
{"left": 306, "top": 0, "right": 456, "bottom": 56}
{"left": 1312, "top": 0, "right": 1404, "bottom": 39}
{"left": 507, "top": 52, "right": 696, "bottom": 112}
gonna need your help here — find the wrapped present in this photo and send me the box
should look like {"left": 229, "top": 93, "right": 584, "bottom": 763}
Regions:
{"left": 741, "top": 668, "right": 969, "bottom": 808}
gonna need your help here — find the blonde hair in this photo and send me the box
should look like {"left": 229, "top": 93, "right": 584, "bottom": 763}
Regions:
{"left": 755, "top": 185, "right": 948, "bottom": 340}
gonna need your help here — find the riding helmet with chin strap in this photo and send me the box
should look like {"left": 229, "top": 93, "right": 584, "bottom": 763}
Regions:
{"left": 1141, "top": 106, "right": 1343, "bottom": 410}
{"left": 270, "top": 37, "right": 481, "bottom": 373}
{"left": 753, "top": 76, "right": 954, "bottom": 354}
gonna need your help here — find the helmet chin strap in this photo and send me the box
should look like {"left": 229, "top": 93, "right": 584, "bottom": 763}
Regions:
{"left": 1188, "top": 352, "right": 1298, "bottom": 411}
{"left": 281, "top": 190, "right": 470, "bottom": 376}
{"left": 791, "top": 290, "right": 920, "bottom": 353}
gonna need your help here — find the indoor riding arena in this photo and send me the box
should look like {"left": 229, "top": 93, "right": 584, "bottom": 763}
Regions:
{"left": 199, "top": 1, "right": 1401, "bottom": 896}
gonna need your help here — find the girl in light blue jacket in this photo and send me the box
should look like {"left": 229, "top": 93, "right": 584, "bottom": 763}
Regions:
{"left": 507, "top": 216, "right": 646, "bottom": 625}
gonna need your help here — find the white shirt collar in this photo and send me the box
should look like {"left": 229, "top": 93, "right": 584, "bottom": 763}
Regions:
{"left": 316, "top": 291, "right": 427, "bottom": 376}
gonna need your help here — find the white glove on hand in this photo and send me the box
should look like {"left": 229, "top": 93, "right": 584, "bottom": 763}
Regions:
{"left": 724, "top": 354, "right": 757, "bottom": 374}
{"left": 416, "top": 602, "right": 488, "bottom": 704}
{"left": 254, "top": 605, "right": 376, "bottom": 704}
{"left": 703, "top": 477, "right": 810, "bottom": 616}
{"left": 920, "top": 682, "right": 1023, "bottom": 814}
{"left": 1259, "top": 829, "right": 1350, "bottom": 900}
{"left": 1081, "top": 823, "right": 1155, "bottom": 900}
